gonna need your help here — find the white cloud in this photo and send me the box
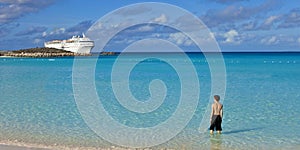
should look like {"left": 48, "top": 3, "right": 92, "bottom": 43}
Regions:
{"left": 15, "top": 26, "right": 47, "bottom": 36}
{"left": 114, "top": 5, "right": 151, "bottom": 16}
{"left": 168, "top": 32, "right": 193, "bottom": 46}
{"left": 154, "top": 14, "right": 167, "bottom": 23}
{"left": 33, "top": 38, "right": 42, "bottom": 44}
{"left": 278, "top": 8, "right": 300, "bottom": 28}
{"left": 94, "top": 22, "right": 102, "bottom": 30}
{"left": 42, "top": 31, "right": 47, "bottom": 37}
{"left": 264, "top": 15, "right": 280, "bottom": 25}
{"left": 49, "top": 28, "right": 65, "bottom": 35}
{"left": 258, "top": 15, "right": 281, "bottom": 30}
{"left": 261, "top": 36, "right": 278, "bottom": 45}
{"left": 0, "top": 0, "right": 55, "bottom": 24}
{"left": 41, "top": 27, "right": 65, "bottom": 39}
{"left": 242, "top": 21, "right": 256, "bottom": 30}
{"left": 223, "top": 29, "right": 239, "bottom": 44}
{"left": 268, "top": 36, "right": 277, "bottom": 43}
{"left": 201, "top": 0, "right": 279, "bottom": 27}
{"left": 137, "top": 25, "right": 154, "bottom": 32}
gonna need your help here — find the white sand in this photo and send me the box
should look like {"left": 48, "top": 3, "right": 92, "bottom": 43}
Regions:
{"left": 0, "top": 145, "right": 49, "bottom": 150}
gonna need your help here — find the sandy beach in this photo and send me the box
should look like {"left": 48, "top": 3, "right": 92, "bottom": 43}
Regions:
{"left": 0, "top": 145, "right": 49, "bottom": 150}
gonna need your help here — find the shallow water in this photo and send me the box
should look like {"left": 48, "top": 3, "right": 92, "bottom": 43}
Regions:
{"left": 0, "top": 53, "right": 300, "bottom": 149}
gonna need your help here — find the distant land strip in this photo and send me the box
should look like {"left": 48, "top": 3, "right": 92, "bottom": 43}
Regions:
{"left": 0, "top": 47, "right": 116, "bottom": 57}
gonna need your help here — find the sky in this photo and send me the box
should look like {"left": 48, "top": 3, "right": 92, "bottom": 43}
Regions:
{"left": 0, "top": 0, "right": 300, "bottom": 52}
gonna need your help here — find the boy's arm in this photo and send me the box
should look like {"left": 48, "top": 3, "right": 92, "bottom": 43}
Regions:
{"left": 210, "top": 104, "right": 214, "bottom": 122}
{"left": 220, "top": 105, "right": 223, "bottom": 118}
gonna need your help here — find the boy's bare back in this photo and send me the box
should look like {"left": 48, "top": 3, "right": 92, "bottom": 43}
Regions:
{"left": 212, "top": 103, "right": 223, "bottom": 116}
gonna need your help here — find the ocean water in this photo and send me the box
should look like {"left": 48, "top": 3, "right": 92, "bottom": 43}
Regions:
{"left": 0, "top": 53, "right": 300, "bottom": 149}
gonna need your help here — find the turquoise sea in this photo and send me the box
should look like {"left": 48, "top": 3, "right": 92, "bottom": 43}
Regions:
{"left": 0, "top": 53, "right": 300, "bottom": 149}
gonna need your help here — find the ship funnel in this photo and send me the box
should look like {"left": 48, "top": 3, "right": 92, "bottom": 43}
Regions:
{"left": 82, "top": 33, "right": 86, "bottom": 38}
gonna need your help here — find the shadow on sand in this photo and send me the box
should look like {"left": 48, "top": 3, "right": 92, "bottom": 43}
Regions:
{"left": 221, "top": 127, "right": 264, "bottom": 135}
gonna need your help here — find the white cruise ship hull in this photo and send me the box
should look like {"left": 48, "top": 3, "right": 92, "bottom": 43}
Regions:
{"left": 44, "top": 34, "right": 94, "bottom": 54}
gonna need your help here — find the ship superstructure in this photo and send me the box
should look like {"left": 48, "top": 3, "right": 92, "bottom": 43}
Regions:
{"left": 44, "top": 33, "right": 94, "bottom": 54}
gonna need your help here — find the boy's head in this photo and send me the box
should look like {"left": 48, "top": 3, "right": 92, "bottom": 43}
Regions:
{"left": 214, "top": 95, "right": 220, "bottom": 101}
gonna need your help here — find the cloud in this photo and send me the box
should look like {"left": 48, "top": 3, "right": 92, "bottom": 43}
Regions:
{"left": 101, "top": 24, "right": 174, "bottom": 51}
{"left": 0, "top": 20, "right": 94, "bottom": 50}
{"left": 92, "top": 21, "right": 200, "bottom": 51}
{"left": 15, "top": 26, "right": 47, "bottom": 36}
{"left": 0, "top": 23, "right": 19, "bottom": 37}
{"left": 0, "top": 0, "right": 56, "bottom": 24}
{"left": 41, "top": 27, "right": 65, "bottom": 41}
{"left": 168, "top": 32, "right": 193, "bottom": 46}
{"left": 137, "top": 25, "right": 155, "bottom": 32}
{"left": 0, "top": 36, "right": 36, "bottom": 50}
{"left": 42, "top": 20, "right": 93, "bottom": 40}
{"left": 258, "top": 34, "right": 299, "bottom": 50}
{"left": 201, "top": 0, "right": 279, "bottom": 27}
{"left": 172, "top": 14, "right": 207, "bottom": 32}
{"left": 222, "top": 29, "right": 240, "bottom": 44}
{"left": 258, "top": 15, "right": 281, "bottom": 30}
{"left": 259, "top": 35, "right": 297, "bottom": 47}
{"left": 122, "top": 24, "right": 156, "bottom": 34}
{"left": 65, "top": 20, "right": 94, "bottom": 35}
{"left": 153, "top": 14, "right": 167, "bottom": 23}
{"left": 209, "top": 0, "right": 248, "bottom": 4}
{"left": 278, "top": 8, "right": 300, "bottom": 28}
{"left": 44, "top": 27, "right": 65, "bottom": 37}
{"left": 240, "top": 21, "right": 257, "bottom": 30}
{"left": 235, "top": 8, "right": 300, "bottom": 31}
{"left": 244, "top": 8, "right": 300, "bottom": 30}
{"left": 33, "top": 38, "right": 42, "bottom": 44}
{"left": 264, "top": 15, "right": 280, "bottom": 25}
{"left": 115, "top": 5, "right": 152, "bottom": 16}
{"left": 261, "top": 36, "right": 278, "bottom": 45}
{"left": 214, "top": 32, "right": 300, "bottom": 51}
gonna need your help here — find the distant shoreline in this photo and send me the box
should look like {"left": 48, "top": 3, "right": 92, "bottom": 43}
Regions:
{"left": 0, "top": 47, "right": 116, "bottom": 58}
{"left": 1, "top": 48, "right": 300, "bottom": 58}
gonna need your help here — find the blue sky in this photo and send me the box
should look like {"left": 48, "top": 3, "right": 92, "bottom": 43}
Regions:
{"left": 0, "top": 0, "right": 300, "bottom": 52}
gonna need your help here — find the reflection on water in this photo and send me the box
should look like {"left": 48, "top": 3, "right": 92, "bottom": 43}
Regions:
{"left": 210, "top": 134, "right": 222, "bottom": 150}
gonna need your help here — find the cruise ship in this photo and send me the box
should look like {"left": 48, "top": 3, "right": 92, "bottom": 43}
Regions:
{"left": 44, "top": 33, "right": 94, "bottom": 54}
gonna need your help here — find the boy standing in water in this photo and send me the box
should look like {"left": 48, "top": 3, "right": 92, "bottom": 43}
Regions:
{"left": 210, "top": 95, "right": 223, "bottom": 134}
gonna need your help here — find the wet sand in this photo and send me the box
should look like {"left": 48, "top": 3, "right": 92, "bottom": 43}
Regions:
{"left": 0, "top": 145, "right": 49, "bottom": 150}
